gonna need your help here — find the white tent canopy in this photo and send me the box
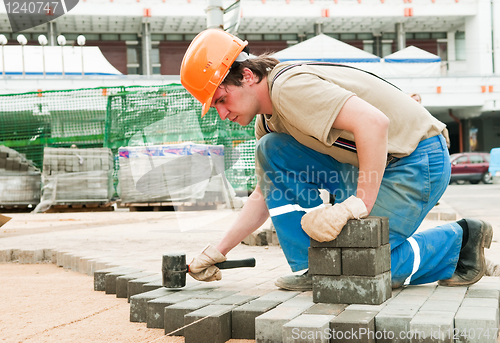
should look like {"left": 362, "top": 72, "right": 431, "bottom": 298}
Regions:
{"left": 271, "top": 34, "right": 381, "bottom": 63}
{"left": 379, "top": 45, "right": 442, "bottom": 76}
{"left": 0, "top": 45, "right": 122, "bottom": 76}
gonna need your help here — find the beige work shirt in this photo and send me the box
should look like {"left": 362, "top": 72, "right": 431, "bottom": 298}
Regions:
{"left": 255, "top": 62, "right": 448, "bottom": 168}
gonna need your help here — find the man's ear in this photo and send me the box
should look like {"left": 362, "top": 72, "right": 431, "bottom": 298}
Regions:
{"left": 242, "top": 67, "right": 255, "bottom": 84}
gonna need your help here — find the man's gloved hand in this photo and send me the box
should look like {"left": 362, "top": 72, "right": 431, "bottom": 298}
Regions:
{"left": 301, "top": 195, "right": 368, "bottom": 242}
{"left": 188, "top": 244, "right": 227, "bottom": 282}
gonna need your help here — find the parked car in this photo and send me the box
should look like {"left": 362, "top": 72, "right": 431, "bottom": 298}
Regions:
{"left": 449, "top": 152, "right": 492, "bottom": 184}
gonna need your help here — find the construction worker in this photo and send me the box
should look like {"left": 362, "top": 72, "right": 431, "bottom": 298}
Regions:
{"left": 182, "top": 29, "right": 493, "bottom": 291}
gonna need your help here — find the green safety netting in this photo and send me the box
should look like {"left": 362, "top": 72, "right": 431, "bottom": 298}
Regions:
{"left": 0, "top": 84, "right": 257, "bottom": 195}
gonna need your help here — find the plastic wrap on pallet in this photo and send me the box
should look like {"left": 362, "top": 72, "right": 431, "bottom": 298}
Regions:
{"left": 0, "top": 173, "right": 41, "bottom": 204}
{"left": 33, "top": 147, "right": 114, "bottom": 212}
{"left": 118, "top": 143, "right": 235, "bottom": 204}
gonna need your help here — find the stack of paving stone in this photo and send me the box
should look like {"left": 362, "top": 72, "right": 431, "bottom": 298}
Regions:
{"left": 0, "top": 145, "right": 41, "bottom": 206}
{"left": 118, "top": 143, "right": 232, "bottom": 205}
{"left": 310, "top": 216, "right": 392, "bottom": 305}
{"left": 38, "top": 147, "right": 114, "bottom": 207}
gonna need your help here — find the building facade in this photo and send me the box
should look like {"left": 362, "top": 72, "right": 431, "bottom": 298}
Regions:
{"left": 1, "top": 0, "right": 499, "bottom": 153}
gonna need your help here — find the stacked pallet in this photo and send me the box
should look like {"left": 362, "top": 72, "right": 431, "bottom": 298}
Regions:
{"left": 0, "top": 146, "right": 41, "bottom": 206}
{"left": 118, "top": 143, "right": 234, "bottom": 207}
{"left": 310, "top": 216, "right": 392, "bottom": 305}
{"left": 35, "top": 147, "right": 114, "bottom": 211}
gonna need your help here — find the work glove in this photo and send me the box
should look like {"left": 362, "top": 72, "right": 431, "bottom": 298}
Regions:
{"left": 301, "top": 195, "right": 368, "bottom": 242}
{"left": 188, "top": 244, "right": 227, "bottom": 282}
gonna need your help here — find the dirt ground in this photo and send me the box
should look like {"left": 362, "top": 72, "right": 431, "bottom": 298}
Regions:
{"left": 0, "top": 263, "right": 254, "bottom": 343}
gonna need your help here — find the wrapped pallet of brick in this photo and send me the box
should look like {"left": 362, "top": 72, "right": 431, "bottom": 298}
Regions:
{"left": 0, "top": 146, "right": 41, "bottom": 207}
{"left": 33, "top": 147, "right": 114, "bottom": 212}
{"left": 118, "top": 143, "right": 234, "bottom": 206}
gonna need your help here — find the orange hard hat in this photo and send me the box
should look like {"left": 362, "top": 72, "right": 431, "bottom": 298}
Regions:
{"left": 180, "top": 29, "right": 248, "bottom": 117}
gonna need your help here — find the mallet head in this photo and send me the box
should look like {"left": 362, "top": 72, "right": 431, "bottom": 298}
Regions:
{"left": 162, "top": 253, "right": 187, "bottom": 288}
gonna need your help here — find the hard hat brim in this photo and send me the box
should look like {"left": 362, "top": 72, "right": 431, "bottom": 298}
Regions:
{"left": 201, "top": 96, "right": 213, "bottom": 117}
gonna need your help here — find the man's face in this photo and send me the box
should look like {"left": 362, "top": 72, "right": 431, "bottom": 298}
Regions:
{"left": 211, "top": 82, "right": 260, "bottom": 126}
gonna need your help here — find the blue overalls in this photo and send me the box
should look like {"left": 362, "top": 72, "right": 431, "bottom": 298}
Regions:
{"left": 256, "top": 132, "right": 462, "bottom": 287}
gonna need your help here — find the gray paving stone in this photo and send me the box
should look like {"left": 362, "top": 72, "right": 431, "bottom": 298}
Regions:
{"left": 313, "top": 272, "right": 391, "bottom": 305}
{"left": 310, "top": 217, "right": 386, "bottom": 248}
{"left": 454, "top": 306, "right": 499, "bottom": 343}
{"left": 18, "top": 249, "right": 44, "bottom": 264}
{"left": 94, "top": 267, "right": 131, "bottom": 291}
{"left": 195, "top": 290, "right": 237, "bottom": 300}
{"left": 116, "top": 271, "right": 157, "bottom": 299}
{"left": 104, "top": 268, "right": 141, "bottom": 295}
{"left": 399, "top": 284, "right": 437, "bottom": 296}
{"left": 308, "top": 247, "right": 341, "bottom": 275}
{"left": 142, "top": 279, "right": 164, "bottom": 292}
{"left": 130, "top": 288, "right": 177, "bottom": 323}
{"left": 465, "top": 288, "right": 500, "bottom": 303}
{"left": 146, "top": 290, "right": 213, "bottom": 328}
{"left": 375, "top": 305, "right": 420, "bottom": 343}
{"left": 346, "top": 303, "right": 388, "bottom": 312}
{"left": 409, "top": 310, "right": 455, "bottom": 343}
{"left": 387, "top": 293, "right": 429, "bottom": 308}
{"left": 212, "top": 294, "right": 258, "bottom": 306}
{"left": 255, "top": 305, "right": 313, "bottom": 343}
{"left": 419, "top": 299, "right": 461, "bottom": 313}
{"left": 341, "top": 244, "right": 390, "bottom": 276}
{"left": 371, "top": 216, "right": 389, "bottom": 245}
{"left": 70, "top": 255, "right": 80, "bottom": 272}
{"left": 330, "top": 310, "right": 378, "bottom": 343}
{"left": 0, "top": 249, "right": 12, "bottom": 262}
{"left": 62, "top": 253, "right": 73, "bottom": 269}
{"left": 127, "top": 274, "right": 162, "bottom": 301}
{"left": 164, "top": 298, "right": 214, "bottom": 336}
{"left": 283, "top": 314, "right": 334, "bottom": 343}
{"left": 258, "top": 290, "right": 300, "bottom": 302}
{"left": 183, "top": 305, "right": 235, "bottom": 343}
{"left": 460, "top": 297, "right": 499, "bottom": 308}
{"left": 304, "top": 303, "right": 348, "bottom": 316}
{"left": 56, "top": 251, "right": 69, "bottom": 267}
{"left": 232, "top": 300, "right": 281, "bottom": 339}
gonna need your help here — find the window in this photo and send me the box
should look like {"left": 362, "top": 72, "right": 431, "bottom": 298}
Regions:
{"left": 456, "top": 156, "right": 469, "bottom": 164}
{"left": 151, "top": 47, "right": 161, "bottom": 75}
{"left": 101, "top": 34, "right": 119, "bottom": 41}
{"left": 469, "top": 155, "right": 484, "bottom": 164}
{"left": 363, "top": 41, "right": 374, "bottom": 54}
{"left": 455, "top": 31, "right": 466, "bottom": 61}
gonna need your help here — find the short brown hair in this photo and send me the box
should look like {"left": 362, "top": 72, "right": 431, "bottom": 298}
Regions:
{"left": 222, "top": 54, "right": 280, "bottom": 87}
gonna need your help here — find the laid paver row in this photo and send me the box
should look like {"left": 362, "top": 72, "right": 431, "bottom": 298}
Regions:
{"left": 2, "top": 248, "right": 500, "bottom": 343}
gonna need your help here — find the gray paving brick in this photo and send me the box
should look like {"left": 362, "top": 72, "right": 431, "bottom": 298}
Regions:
{"left": 116, "top": 271, "right": 156, "bottom": 299}
{"left": 62, "top": 253, "right": 73, "bottom": 269}
{"left": 183, "top": 305, "right": 235, "bottom": 343}
{"left": 308, "top": 247, "right": 341, "bottom": 275}
{"left": 342, "top": 244, "right": 390, "bottom": 276}
{"left": 279, "top": 292, "right": 314, "bottom": 308}
{"left": 330, "top": 310, "right": 378, "bottom": 343}
{"left": 388, "top": 293, "right": 430, "bottom": 308}
{"left": 146, "top": 290, "right": 213, "bottom": 328}
{"left": 195, "top": 290, "right": 237, "bottom": 300}
{"left": 399, "top": 284, "right": 437, "bottom": 296}
{"left": 212, "top": 294, "right": 257, "bottom": 306}
{"left": 255, "top": 305, "right": 312, "bottom": 343}
{"left": 56, "top": 251, "right": 69, "bottom": 267}
{"left": 409, "top": 310, "right": 455, "bottom": 343}
{"left": 258, "top": 290, "right": 300, "bottom": 302}
{"left": 346, "top": 303, "right": 388, "bottom": 312}
{"left": 94, "top": 267, "right": 131, "bottom": 291}
{"left": 419, "top": 299, "right": 461, "bottom": 313}
{"left": 104, "top": 268, "right": 141, "bottom": 295}
{"left": 70, "top": 255, "right": 80, "bottom": 272}
{"left": 460, "top": 297, "right": 499, "bottom": 308}
{"left": 371, "top": 216, "right": 389, "bottom": 245}
{"left": 375, "top": 305, "right": 420, "bottom": 343}
{"left": 313, "top": 272, "right": 391, "bottom": 305}
{"left": 130, "top": 288, "right": 177, "bottom": 322}
{"left": 465, "top": 288, "right": 500, "bottom": 303}
{"left": 232, "top": 300, "right": 281, "bottom": 339}
{"left": 310, "top": 217, "right": 386, "bottom": 248}
{"left": 304, "top": 303, "right": 348, "bottom": 316}
{"left": 18, "top": 249, "right": 44, "bottom": 264}
{"left": 0, "top": 249, "right": 12, "bottom": 262}
{"left": 142, "top": 279, "right": 164, "bottom": 292}
{"left": 454, "top": 306, "right": 499, "bottom": 343}
{"left": 283, "top": 314, "right": 334, "bottom": 343}
{"left": 127, "top": 274, "right": 162, "bottom": 301}
{"left": 164, "top": 298, "right": 214, "bottom": 336}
